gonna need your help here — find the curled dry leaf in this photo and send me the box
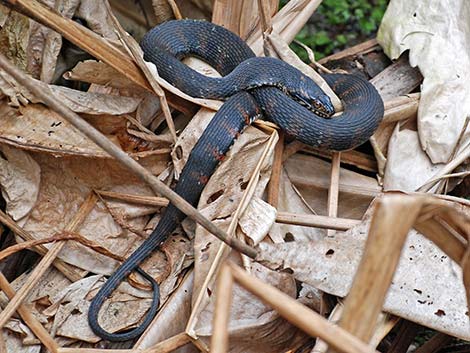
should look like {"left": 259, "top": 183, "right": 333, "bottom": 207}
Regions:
{"left": 378, "top": 0, "right": 470, "bottom": 164}
{"left": 257, "top": 195, "right": 470, "bottom": 340}
{"left": 0, "top": 144, "right": 40, "bottom": 221}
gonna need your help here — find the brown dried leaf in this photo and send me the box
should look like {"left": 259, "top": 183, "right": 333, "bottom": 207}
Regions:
{"left": 0, "top": 145, "right": 40, "bottom": 221}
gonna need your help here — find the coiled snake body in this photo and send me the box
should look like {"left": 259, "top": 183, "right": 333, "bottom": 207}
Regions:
{"left": 88, "top": 19, "right": 384, "bottom": 341}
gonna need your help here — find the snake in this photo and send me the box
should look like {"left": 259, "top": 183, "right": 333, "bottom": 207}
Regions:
{"left": 88, "top": 19, "right": 384, "bottom": 341}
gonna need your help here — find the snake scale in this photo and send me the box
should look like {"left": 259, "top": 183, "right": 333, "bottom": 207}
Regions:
{"left": 88, "top": 19, "right": 384, "bottom": 341}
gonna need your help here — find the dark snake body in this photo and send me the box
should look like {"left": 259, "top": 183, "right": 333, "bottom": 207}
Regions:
{"left": 88, "top": 19, "right": 384, "bottom": 341}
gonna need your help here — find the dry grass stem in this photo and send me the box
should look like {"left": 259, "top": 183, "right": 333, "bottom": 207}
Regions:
{"left": 141, "top": 332, "right": 191, "bottom": 353}
{"left": 318, "top": 39, "right": 379, "bottom": 64}
{"left": 276, "top": 212, "right": 360, "bottom": 230}
{"left": 294, "top": 145, "right": 378, "bottom": 172}
{"left": 166, "top": 0, "right": 182, "bottom": 19}
{"left": 210, "top": 265, "right": 233, "bottom": 353}
{"left": 95, "top": 190, "right": 169, "bottom": 207}
{"left": 293, "top": 39, "right": 333, "bottom": 73}
{"left": 417, "top": 140, "right": 470, "bottom": 193}
{"left": 327, "top": 152, "right": 341, "bottom": 236}
{"left": 267, "top": 132, "right": 285, "bottom": 207}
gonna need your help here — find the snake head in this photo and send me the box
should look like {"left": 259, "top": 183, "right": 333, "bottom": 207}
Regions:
{"left": 292, "top": 90, "right": 335, "bottom": 118}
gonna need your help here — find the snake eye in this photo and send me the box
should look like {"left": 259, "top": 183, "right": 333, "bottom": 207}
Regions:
{"left": 312, "top": 101, "right": 322, "bottom": 109}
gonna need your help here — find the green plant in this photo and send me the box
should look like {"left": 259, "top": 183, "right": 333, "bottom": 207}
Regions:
{"left": 281, "top": 0, "right": 388, "bottom": 61}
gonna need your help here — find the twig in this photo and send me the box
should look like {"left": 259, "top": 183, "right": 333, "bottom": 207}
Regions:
{"left": 104, "top": 1, "right": 177, "bottom": 142}
{"left": 0, "top": 51, "right": 257, "bottom": 259}
{"left": 276, "top": 212, "right": 360, "bottom": 230}
{"left": 327, "top": 152, "right": 341, "bottom": 237}
{"left": 417, "top": 140, "right": 470, "bottom": 193}
{"left": 210, "top": 265, "right": 233, "bottom": 353}
{"left": 267, "top": 132, "right": 284, "bottom": 208}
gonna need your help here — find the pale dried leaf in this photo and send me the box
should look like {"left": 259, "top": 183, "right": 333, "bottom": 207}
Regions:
{"left": 76, "top": 0, "right": 120, "bottom": 41}
{"left": 384, "top": 126, "right": 443, "bottom": 191}
{"left": 257, "top": 200, "right": 470, "bottom": 340}
{"left": 39, "top": 0, "right": 80, "bottom": 83}
{"left": 66, "top": 60, "right": 144, "bottom": 93}
{"left": 378, "top": 0, "right": 470, "bottom": 163}
{"left": 3, "top": 323, "right": 41, "bottom": 351}
{"left": 48, "top": 275, "right": 153, "bottom": 342}
{"left": 239, "top": 197, "right": 276, "bottom": 245}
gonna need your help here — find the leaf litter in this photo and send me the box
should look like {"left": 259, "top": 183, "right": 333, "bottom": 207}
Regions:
{"left": 0, "top": 0, "right": 468, "bottom": 352}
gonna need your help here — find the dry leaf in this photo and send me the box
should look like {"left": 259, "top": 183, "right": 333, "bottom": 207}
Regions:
{"left": 378, "top": 0, "right": 470, "bottom": 163}
{"left": 257, "top": 197, "right": 470, "bottom": 340}
{"left": 384, "top": 125, "right": 443, "bottom": 191}
{"left": 0, "top": 145, "right": 40, "bottom": 221}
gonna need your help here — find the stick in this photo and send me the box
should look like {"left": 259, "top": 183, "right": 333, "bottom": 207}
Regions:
{"left": 210, "top": 265, "right": 233, "bottom": 353}
{"left": 276, "top": 212, "right": 360, "bottom": 230}
{"left": 327, "top": 152, "right": 341, "bottom": 237}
